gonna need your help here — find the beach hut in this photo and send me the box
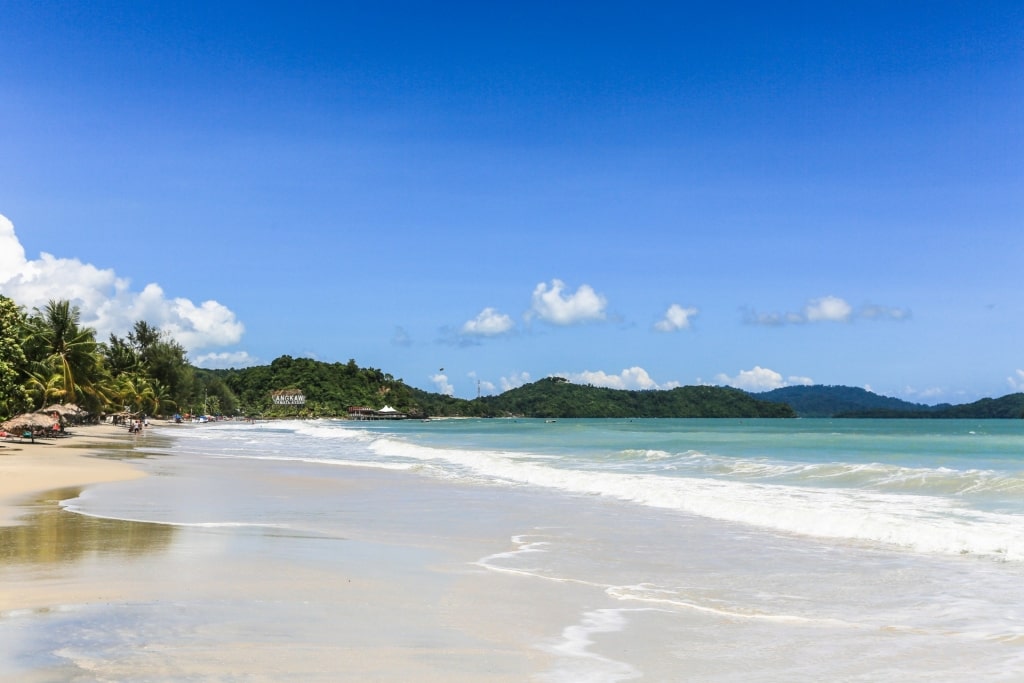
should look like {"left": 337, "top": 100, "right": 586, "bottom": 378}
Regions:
{"left": 41, "top": 403, "right": 81, "bottom": 416}
{"left": 40, "top": 403, "right": 88, "bottom": 425}
{"left": 2, "top": 412, "right": 59, "bottom": 437}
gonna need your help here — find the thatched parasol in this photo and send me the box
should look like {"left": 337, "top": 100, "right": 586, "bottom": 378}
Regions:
{"left": 41, "top": 403, "right": 83, "bottom": 416}
{"left": 2, "top": 412, "right": 59, "bottom": 433}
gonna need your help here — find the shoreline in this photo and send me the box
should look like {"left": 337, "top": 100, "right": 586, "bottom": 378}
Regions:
{"left": 0, "top": 423, "right": 561, "bottom": 680}
{"left": 0, "top": 422, "right": 148, "bottom": 525}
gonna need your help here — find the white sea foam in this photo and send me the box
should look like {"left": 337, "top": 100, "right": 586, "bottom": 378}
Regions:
{"left": 209, "top": 453, "right": 418, "bottom": 471}
{"left": 58, "top": 500, "right": 293, "bottom": 530}
{"left": 537, "top": 608, "right": 643, "bottom": 683}
{"left": 152, "top": 422, "right": 1024, "bottom": 561}
{"left": 368, "top": 436, "right": 1024, "bottom": 561}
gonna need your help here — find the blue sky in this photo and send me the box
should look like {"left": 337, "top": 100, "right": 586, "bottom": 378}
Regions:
{"left": 1, "top": 1, "right": 1021, "bottom": 402}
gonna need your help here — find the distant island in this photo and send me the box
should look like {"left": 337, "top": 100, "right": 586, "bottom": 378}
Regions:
{"left": 210, "top": 357, "right": 795, "bottom": 419}
{"left": 210, "top": 356, "right": 1024, "bottom": 420}
{"left": 2, "top": 295, "right": 1020, "bottom": 422}
{"left": 754, "top": 385, "right": 1024, "bottom": 419}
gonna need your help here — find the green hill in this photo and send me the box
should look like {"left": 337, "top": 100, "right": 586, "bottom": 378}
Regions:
{"left": 211, "top": 358, "right": 1023, "bottom": 420}
{"left": 755, "top": 385, "right": 934, "bottom": 418}
{"left": 840, "top": 393, "right": 1024, "bottom": 419}
{"left": 476, "top": 378, "right": 795, "bottom": 418}
{"left": 929, "top": 394, "right": 1024, "bottom": 418}
{"left": 212, "top": 357, "right": 795, "bottom": 418}
{"left": 755, "top": 385, "right": 1024, "bottom": 419}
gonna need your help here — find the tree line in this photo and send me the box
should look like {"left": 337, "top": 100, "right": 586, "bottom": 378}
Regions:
{"left": 211, "top": 368, "right": 797, "bottom": 419}
{"left": 10, "top": 294, "right": 1014, "bottom": 422}
{"left": 0, "top": 295, "right": 224, "bottom": 420}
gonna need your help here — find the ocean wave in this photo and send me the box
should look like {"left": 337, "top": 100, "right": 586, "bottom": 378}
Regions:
{"left": 368, "top": 436, "right": 1024, "bottom": 562}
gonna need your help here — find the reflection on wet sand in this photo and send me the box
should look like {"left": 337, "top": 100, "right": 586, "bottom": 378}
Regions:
{"left": 0, "top": 487, "right": 174, "bottom": 565}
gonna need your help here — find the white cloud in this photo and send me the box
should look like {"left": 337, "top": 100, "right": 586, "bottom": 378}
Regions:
{"left": 1008, "top": 370, "right": 1024, "bottom": 392}
{"left": 804, "top": 296, "right": 852, "bottom": 322}
{"left": 431, "top": 373, "right": 454, "bottom": 396}
{"left": 192, "top": 351, "right": 259, "bottom": 369}
{"left": 528, "top": 279, "right": 607, "bottom": 325}
{"left": 714, "top": 366, "right": 814, "bottom": 392}
{"left": 461, "top": 307, "right": 514, "bottom": 336}
{"left": 500, "top": 372, "right": 532, "bottom": 392}
{"left": 563, "top": 367, "right": 679, "bottom": 391}
{"left": 654, "top": 304, "right": 698, "bottom": 332}
{"left": 0, "top": 214, "right": 245, "bottom": 353}
{"left": 746, "top": 295, "right": 909, "bottom": 326}
{"left": 860, "top": 304, "right": 911, "bottom": 321}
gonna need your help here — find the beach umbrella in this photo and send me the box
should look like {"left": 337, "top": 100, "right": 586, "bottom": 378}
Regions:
{"left": 41, "top": 403, "right": 82, "bottom": 416}
{"left": 2, "top": 413, "right": 58, "bottom": 432}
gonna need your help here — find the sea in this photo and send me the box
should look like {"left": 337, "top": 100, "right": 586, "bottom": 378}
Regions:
{"left": 5, "top": 417, "right": 1024, "bottom": 681}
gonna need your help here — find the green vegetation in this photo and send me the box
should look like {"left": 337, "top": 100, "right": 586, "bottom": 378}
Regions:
{"left": 0, "top": 295, "right": 221, "bottom": 420}
{"left": 756, "top": 385, "right": 1024, "bottom": 419}
{"left": 1, "top": 294, "right": 1021, "bottom": 422}
{"left": 211, "top": 368, "right": 795, "bottom": 418}
{"left": 476, "top": 378, "right": 796, "bottom": 418}
{"left": 755, "top": 385, "right": 935, "bottom": 418}
{"left": 837, "top": 394, "right": 1024, "bottom": 419}
{"left": 210, "top": 355, "right": 418, "bottom": 418}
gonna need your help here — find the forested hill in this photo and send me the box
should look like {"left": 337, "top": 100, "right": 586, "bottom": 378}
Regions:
{"left": 837, "top": 393, "right": 1024, "bottom": 419}
{"left": 475, "top": 378, "right": 796, "bottom": 418}
{"left": 210, "top": 358, "right": 1022, "bottom": 419}
{"left": 754, "top": 385, "right": 934, "bottom": 418}
{"left": 211, "top": 357, "right": 795, "bottom": 418}
{"left": 754, "top": 385, "right": 1024, "bottom": 419}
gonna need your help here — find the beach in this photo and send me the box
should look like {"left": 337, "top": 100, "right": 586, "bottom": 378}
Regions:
{"left": 0, "top": 423, "right": 564, "bottom": 681}
{"left": 3, "top": 418, "right": 1024, "bottom": 681}
{"left": 0, "top": 423, "right": 146, "bottom": 525}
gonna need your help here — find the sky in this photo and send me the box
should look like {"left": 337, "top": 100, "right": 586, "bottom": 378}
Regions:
{"left": 1, "top": 1, "right": 1021, "bottom": 402}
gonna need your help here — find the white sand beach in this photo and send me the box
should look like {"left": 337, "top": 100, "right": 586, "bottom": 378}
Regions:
{"left": 0, "top": 423, "right": 146, "bottom": 525}
{"left": 4, "top": 419, "right": 1024, "bottom": 682}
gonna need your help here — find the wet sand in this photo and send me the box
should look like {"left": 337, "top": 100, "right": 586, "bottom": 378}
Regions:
{"left": 0, "top": 425, "right": 565, "bottom": 681}
{"left": 0, "top": 423, "right": 146, "bottom": 525}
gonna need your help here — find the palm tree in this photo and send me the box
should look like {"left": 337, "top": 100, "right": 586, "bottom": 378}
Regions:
{"left": 148, "top": 379, "right": 178, "bottom": 417}
{"left": 25, "top": 300, "right": 102, "bottom": 405}
{"left": 24, "top": 367, "right": 65, "bottom": 410}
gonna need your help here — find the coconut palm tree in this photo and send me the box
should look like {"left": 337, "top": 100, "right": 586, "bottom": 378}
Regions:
{"left": 24, "top": 368, "right": 65, "bottom": 411}
{"left": 148, "top": 379, "right": 178, "bottom": 417}
{"left": 24, "top": 300, "right": 103, "bottom": 406}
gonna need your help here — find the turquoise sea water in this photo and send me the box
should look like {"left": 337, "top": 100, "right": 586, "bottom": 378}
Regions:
{"left": 159, "top": 417, "right": 1024, "bottom": 561}
{"left": 10, "top": 417, "right": 1024, "bottom": 681}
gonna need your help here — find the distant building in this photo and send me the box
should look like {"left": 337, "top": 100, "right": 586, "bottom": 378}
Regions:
{"left": 347, "top": 405, "right": 408, "bottom": 420}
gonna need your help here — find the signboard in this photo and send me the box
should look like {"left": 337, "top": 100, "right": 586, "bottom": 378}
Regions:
{"left": 271, "top": 389, "right": 306, "bottom": 406}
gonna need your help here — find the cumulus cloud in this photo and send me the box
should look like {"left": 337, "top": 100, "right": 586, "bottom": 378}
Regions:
{"left": 860, "top": 304, "right": 912, "bottom": 321}
{"left": 715, "top": 366, "right": 814, "bottom": 392}
{"left": 902, "top": 386, "right": 947, "bottom": 400}
{"left": 500, "top": 372, "right": 532, "bottom": 392}
{"left": 192, "top": 350, "right": 258, "bottom": 369}
{"left": 527, "top": 279, "right": 607, "bottom": 325}
{"left": 654, "top": 304, "right": 698, "bottom": 332}
{"left": 0, "top": 214, "right": 245, "bottom": 353}
{"left": 461, "top": 307, "right": 515, "bottom": 336}
{"left": 431, "top": 373, "right": 454, "bottom": 396}
{"left": 1008, "top": 370, "right": 1024, "bottom": 392}
{"left": 745, "top": 295, "right": 910, "bottom": 326}
{"left": 562, "top": 367, "right": 680, "bottom": 391}
{"left": 804, "top": 296, "right": 852, "bottom": 322}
